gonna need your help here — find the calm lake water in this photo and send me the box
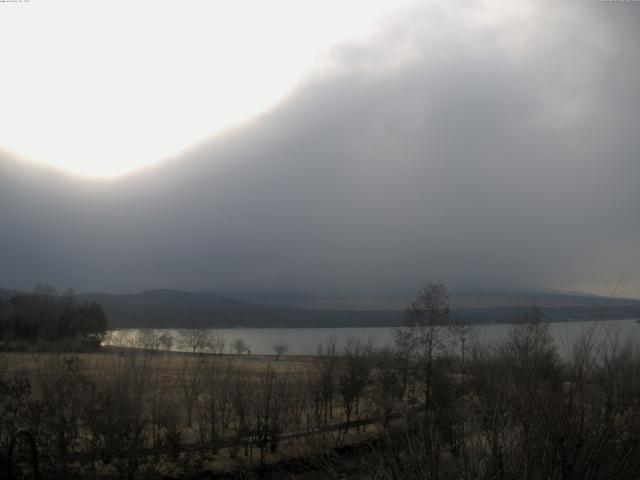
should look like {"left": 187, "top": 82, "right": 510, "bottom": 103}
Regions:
{"left": 106, "top": 319, "right": 640, "bottom": 357}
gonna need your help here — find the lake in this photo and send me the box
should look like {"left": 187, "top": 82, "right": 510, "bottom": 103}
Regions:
{"left": 105, "top": 318, "right": 640, "bottom": 357}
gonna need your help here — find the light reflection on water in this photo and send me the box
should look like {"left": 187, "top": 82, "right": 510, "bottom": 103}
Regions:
{"left": 105, "top": 319, "right": 640, "bottom": 357}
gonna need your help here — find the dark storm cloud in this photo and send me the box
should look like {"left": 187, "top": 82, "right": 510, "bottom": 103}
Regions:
{"left": 1, "top": 0, "right": 639, "bottom": 297}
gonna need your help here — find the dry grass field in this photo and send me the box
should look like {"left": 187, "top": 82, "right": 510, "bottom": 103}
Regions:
{"left": 0, "top": 349, "right": 314, "bottom": 381}
{"left": 0, "top": 344, "right": 390, "bottom": 478}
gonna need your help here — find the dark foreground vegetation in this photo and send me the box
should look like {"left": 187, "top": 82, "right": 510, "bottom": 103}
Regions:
{"left": 2, "top": 284, "right": 640, "bottom": 479}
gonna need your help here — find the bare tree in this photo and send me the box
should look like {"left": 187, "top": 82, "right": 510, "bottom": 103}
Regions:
{"left": 158, "top": 332, "right": 174, "bottom": 352}
{"left": 209, "top": 332, "right": 227, "bottom": 354}
{"left": 371, "top": 347, "right": 403, "bottom": 428}
{"left": 316, "top": 339, "right": 338, "bottom": 426}
{"left": 272, "top": 343, "right": 288, "bottom": 360}
{"left": 338, "top": 338, "right": 372, "bottom": 432}
{"left": 197, "top": 357, "right": 236, "bottom": 452}
{"left": 229, "top": 369, "right": 251, "bottom": 459}
{"left": 395, "top": 283, "right": 464, "bottom": 411}
{"left": 177, "top": 357, "right": 204, "bottom": 428}
{"left": 136, "top": 328, "right": 162, "bottom": 352}
{"left": 179, "top": 328, "right": 212, "bottom": 353}
{"left": 106, "top": 330, "right": 137, "bottom": 351}
{"left": 231, "top": 338, "right": 250, "bottom": 355}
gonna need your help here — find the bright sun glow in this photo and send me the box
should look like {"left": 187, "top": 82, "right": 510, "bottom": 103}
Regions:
{"left": 0, "top": 0, "right": 413, "bottom": 177}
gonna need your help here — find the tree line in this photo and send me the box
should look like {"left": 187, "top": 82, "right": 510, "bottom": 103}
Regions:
{"left": 0, "top": 284, "right": 108, "bottom": 349}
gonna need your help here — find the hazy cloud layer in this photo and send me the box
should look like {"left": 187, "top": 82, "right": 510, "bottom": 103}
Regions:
{"left": 1, "top": 0, "right": 639, "bottom": 297}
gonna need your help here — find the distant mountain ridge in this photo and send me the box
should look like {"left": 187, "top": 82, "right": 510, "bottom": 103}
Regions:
{"left": 220, "top": 288, "right": 640, "bottom": 311}
{"left": 1, "top": 287, "right": 639, "bottom": 328}
{"left": 80, "top": 289, "right": 257, "bottom": 309}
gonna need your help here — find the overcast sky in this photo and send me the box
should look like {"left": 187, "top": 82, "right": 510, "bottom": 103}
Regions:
{"left": 1, "top": 0, "right": 639, "bottom": 298}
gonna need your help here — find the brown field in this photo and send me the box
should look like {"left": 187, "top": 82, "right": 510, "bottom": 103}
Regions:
{"left": 0, "top": 348, "right": 314, "bottom": 379}
{"left": 0, "top": 346, "right": 390, "bottom": 478}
